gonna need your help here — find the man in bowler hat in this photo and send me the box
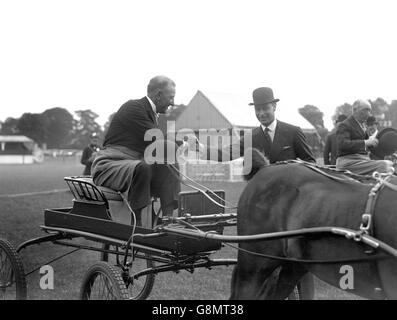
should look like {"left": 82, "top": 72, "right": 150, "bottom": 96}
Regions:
{"left": 199, "top": 87, "right": 316, "bottom": 298}
{"left": 247, "top": 87, "right": 315, "bottom": 164}
{"left": 248, "top": 87, "right": 316, "bottom": 299}
{"left": 204, "top": 87, "right": 316, "bottom": 165}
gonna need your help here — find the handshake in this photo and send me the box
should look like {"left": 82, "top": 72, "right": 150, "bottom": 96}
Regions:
{"left": 180, "top": 136, "right": 205, "bottom": 155}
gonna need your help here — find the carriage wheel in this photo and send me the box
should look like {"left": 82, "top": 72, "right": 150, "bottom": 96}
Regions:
{"left": 80, "top": 261, "right": 130, "bottom": 300}
{"left": 0, "top": 239, "right": 27, "bottom": 300}
{"left": 100, "top": 244, "right": 155, "bottom": 300}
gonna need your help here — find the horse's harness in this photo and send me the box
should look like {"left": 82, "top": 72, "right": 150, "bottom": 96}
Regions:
{"left": 287, "top": 160, "right": 397, "bottom": 240}
{"left": 168, "top": 160, "right": 397, "bottom": 264}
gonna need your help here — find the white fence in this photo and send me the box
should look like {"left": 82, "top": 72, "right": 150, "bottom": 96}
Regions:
{"left": 179, "top": 158, "right": 244, "bottom": 182}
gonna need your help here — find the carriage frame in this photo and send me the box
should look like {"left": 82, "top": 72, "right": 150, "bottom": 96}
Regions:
{"left": 2, "top": 172, "right": 397, "bottom": 300}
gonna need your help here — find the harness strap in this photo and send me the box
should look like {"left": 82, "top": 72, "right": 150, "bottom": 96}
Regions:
{"left": 360, "top": 173, "right": 396, "bottom": 237}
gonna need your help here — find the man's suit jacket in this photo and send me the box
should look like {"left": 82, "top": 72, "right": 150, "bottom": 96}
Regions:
{"left": 251, "top": 121, "right": 316, "bottom": 163}
{"left": 104, "top": 97, "right": 158, "bottom": 155}
{"left": 215, "top": 120, "right": 315, "bottom": 163}
{"left": 336, "top": 115, "right": 368, "bottom": 158}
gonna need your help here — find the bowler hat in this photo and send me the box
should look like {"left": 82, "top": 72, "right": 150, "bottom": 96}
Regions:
{"left": 249, "top": 87, "right": 280, "bottom": 106}
{"left": 366, "top": 116, "right": 378, "bottom": 126}
{"left": 372, "top": 128, "right": 397, "bottom": 159}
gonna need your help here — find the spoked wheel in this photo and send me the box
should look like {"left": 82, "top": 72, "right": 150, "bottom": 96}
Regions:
{"left": 80, "top": 261, "right": 130, "bottom": 300}
{"left": 0, "top": 239, "right": 27, "bottom": 300}
{"left": 101, "top": 244, "right": 155, "bottom": 300}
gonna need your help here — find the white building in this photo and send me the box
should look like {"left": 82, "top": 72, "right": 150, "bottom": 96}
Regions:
{"left": 0, "top": 135, "right": 36, "bottom": 164}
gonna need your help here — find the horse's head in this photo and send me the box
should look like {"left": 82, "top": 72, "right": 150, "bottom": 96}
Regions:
{"left": 243, "top": 148, "right": 269, "bottom": 180}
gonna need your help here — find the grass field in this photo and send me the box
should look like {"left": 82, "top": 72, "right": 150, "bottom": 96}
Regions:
{"left": 0, "top": 157, "right": 362, "bottom": 300}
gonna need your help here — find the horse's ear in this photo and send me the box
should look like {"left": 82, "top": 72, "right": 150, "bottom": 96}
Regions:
{"left": 243, "top": 148, "right": 269, "bottom": 180}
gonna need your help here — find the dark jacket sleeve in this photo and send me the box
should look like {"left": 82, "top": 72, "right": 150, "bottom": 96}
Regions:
{"left": 81, "top": 147, "right": 92, "bottom": 166}
{"left": 323, "top": 134, "right": 332, "bottom": 165}
{"left": 336, "top": 122, "right": 366, "bottom": 155}
{"left": 293, "top": 127, "right": 316, "bottom": 163}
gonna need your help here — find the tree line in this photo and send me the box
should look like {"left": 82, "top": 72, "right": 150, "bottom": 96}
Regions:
{"left": 0, "top": 104, "right": 187, "bottom": 149}
{"left": 0, "top": 108, "right": 103, "bottom": 149}
{"left": 0, "top": 98, "right": 395, "bottom": 151}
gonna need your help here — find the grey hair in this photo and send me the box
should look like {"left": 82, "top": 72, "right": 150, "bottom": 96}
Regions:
{"left": 147, "top": 76, "right": 175, "bottom": 96}
{"left": 352, "top": 99, "right": 371, "bottom": 111}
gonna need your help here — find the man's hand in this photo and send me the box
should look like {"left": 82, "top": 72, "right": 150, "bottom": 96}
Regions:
{"left": 365, "top": 137, "right": 379, "bottom": 148}
{"left": 182, "top": 136, "right": 205, "bottom": 156}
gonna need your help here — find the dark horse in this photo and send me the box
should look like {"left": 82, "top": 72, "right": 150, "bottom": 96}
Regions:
{"left": 230, "top": 151, "right": 397, "bottom": 299}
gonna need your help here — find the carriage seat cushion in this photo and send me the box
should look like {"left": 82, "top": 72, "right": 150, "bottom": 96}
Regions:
{"left": 97, "top": 186, "right": 123, "bottom": 201}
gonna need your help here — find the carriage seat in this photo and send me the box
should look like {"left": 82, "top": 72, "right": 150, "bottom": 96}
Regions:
{"left": 64, "top": 176, "right": 154, "bottom": 227}
{"left": 96, "top": 186, "right": 123, "bottom": 201}
{"left": 97, "top": 185, "right": 155, "bottom": 227}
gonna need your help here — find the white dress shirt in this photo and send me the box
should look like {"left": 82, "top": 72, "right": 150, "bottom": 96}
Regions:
{"left": 260, "top": 119, "right": 278, "bottom": 142}
{"left": 146, "top": 96, "right": 159, "bottom": 124}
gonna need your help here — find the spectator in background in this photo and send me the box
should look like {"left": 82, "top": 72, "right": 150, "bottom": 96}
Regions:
{"left": 366, "top": 116, "right": 379, "bottom": 137}
{"left": 323, "top": 114, "right": 347, "bottom": 166}
{"left": 336, "top": 99, "right": 393, "bottom": 175}
{"left": 81, "top": 132, "right": 100, "bottom": 175}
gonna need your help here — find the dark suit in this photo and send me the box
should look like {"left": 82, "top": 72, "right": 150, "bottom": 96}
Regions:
{"left": 81, "top": 144, "right": 99, "bottom": 175}
{"left": 323, "top": 129, "right": 337, "bottom": 165}
{"left": 252, "top": 121, "right": 315, "bottom": 163}
{"left": 336, "top": 115, "right": 368, "bottom": 158}
{"left": 335, "top": 115, "right": 392, "bottom": 175}
{"left": 213, "top": 120, "right": 315, "bottom": 164}
{"left": 92, "top": 97, "right": 180, "bottom": 216}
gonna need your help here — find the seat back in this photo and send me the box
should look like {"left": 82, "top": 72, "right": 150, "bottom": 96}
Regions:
{"left": 64, "top": 176, "right": 109, "bottom": 207}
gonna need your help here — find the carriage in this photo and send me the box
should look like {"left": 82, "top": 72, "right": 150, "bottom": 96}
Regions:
{"left": 2, "top": 159, "right": 397, "bottom": 300}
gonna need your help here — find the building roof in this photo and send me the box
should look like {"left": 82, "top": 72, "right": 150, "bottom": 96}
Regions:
{"left": 194, "top": 90, "right": 314, "bottom": 129}
{"left": 0, "top": 135, "right": 34, "bottom": 143}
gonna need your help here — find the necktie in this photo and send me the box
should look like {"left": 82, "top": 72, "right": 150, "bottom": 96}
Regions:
{"left": 153, "top": 112, "right": 159, "bottom": 126}
{"left": 263, "top": 127, "right": 272, "bottom": 157}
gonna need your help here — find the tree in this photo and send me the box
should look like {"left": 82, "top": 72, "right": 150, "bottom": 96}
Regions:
{"left": 42, "top": 108, "right": 74, "bottom": 148}
{"left": 388, "top": 100, "right": 397, "bottom": 129}
{"left": 17, "top": 113, "right": 48, "bottom": 144}
{"left": 103, "top": 112, "right": 116, "bottom": 136}
{"left": 369, "top": 97, "right": 389, "bottom": 117}
{"left": 70, "top": 109, "right": 103, "bottom": 149}
{"left": 332, "top": 103, "right": 353, "bottom": 123}
{"left": 298, "top": 105, "right": 325, "bottom": 129}
{"left": 0, "top": 117, "right": 20, "bottom": 134}
{"left": 298, "top": 105, "right": 328, "bottom": 147}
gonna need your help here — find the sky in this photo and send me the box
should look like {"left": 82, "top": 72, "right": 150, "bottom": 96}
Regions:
{"left": 1, "top": 0, "right": 396, "bottom": 130}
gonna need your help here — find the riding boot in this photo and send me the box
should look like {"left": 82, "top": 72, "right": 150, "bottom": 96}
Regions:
{"left": 131, "top": 207, "right": 142, "bottom": 226}
{"left": 134, "top": 204, "right": 153, "bottom": 229}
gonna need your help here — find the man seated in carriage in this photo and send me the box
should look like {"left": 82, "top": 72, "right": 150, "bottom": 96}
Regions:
{"left": 335, "top": 99, "right": 394, "bottom": 175}
{"left": 91, "top": 76, "right": 181, "bottom": 225}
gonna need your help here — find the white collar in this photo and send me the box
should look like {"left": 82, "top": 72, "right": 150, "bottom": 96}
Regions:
{"left": 146, "top": 96, "right": 157, "bottom": 114}
{"left": 261, "top": 119, "right": 277, "bottom": 132}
